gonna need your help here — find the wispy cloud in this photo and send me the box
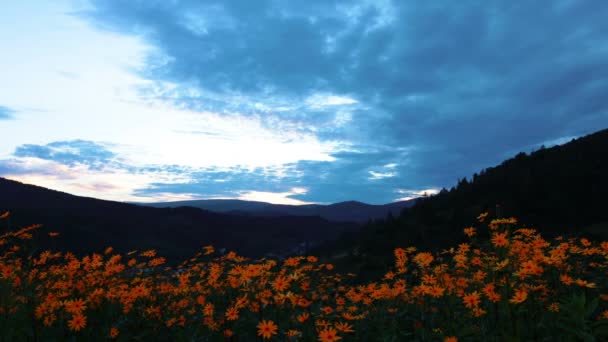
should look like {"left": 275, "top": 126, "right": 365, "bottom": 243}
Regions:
{"left": 13, "top": 140, "right": 117, "bottom": 170}
{"left": 0, "top": 105, "right": 16, "bottom": 119}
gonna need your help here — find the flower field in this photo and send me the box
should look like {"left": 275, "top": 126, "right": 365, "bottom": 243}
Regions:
{"left": 1, "top": 211, "right": 607, "bottom": 341}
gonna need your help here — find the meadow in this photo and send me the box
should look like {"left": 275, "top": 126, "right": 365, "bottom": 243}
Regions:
{"left": 1, "top": 210, "right": 607, "bottom": 341}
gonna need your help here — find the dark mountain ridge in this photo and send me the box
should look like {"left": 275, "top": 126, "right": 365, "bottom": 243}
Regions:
{"left": 0, "top": 178, "right": 357, "bottom": 260}
{"left": 140, "top": 198, "right": 416, "bottom": 223}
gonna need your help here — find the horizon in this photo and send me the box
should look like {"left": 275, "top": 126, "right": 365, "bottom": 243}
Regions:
{"left": 1, "top": 1, "right": 607, "bottom": 205}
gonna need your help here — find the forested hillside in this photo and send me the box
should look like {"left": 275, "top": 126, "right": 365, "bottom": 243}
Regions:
{"left": 316, "top": 128, "right": 608, "bottom": 279}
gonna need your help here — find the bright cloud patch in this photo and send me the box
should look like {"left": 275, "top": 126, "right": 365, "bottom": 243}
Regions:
{"left": 395, "top": 188, "right": 441, "bottom": 201}
{"left": 306, "top": 94, "right": 358, "bottom": 109}
{"left": 237, "top": 187, "right": 313, "bottom": 205}
{"left": 369, "top": 171, "right": 397, "bottom": 180}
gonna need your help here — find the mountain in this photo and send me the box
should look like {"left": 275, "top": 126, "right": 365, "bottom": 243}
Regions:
{"left": 140, "top": 199, "right": 416, "bottom": 223}
{"left": 314, "top": 128, "right": 608, "bottom": 279}
{"left": 0, "top": 178, "right": 358, "bottom": 260}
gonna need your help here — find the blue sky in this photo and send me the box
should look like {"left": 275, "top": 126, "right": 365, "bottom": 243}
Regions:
{"left": 1, "top": 1, "right": 607, "bottom": 204}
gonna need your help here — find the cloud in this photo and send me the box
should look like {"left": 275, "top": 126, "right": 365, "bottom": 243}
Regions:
{"left": 306, "top": 94, "right": 358, "bottom": 109}
{"left": 395, "top": 188, "right": 441, "bottom": 201}
{"left": 369, "top": 171, "right": 396, "bottom": 180}
{"left": 13, "top": 140, "right": 117, "bottom": 170}
{"left": 237, "top": 187, "right": 314, "bottom": 205}
{"left": 80, "top": 1, "right": 608, "bottom": 186}
{"left": 0, "top": 105, "right": 16, "bottom": 119}
{"left": 2, "top": 1, "right": 600, "bottom": 205}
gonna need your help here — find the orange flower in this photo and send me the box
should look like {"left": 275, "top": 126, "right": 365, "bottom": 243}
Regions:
{"left": 257, "top": 320, "right": 279, "bottom": 340}
{"left": 462, "top": 291, "right": 481, "bottom": 309}
{"left": 43, "top": 314, "right": 56, "bottom": 327}
{"left": 335, "top": 322, "right": 354, "bottom": 333}
{"left": 68, "top": 313, "right": 87, "bottom": 331}
{"left": 463, "top": 227, "right": 476, "bottom": 237}
{"left": 203, "top": 303, "right": 214, "bottom": 317}
{"left": 394, "top": 247, "right": 407, "bottom": 259}
{"left": 286, "top": 329, "right": 301, "bottom": 337}
{"left": 225, "top": 307, "right": 239, "bottom": 321}
{"left": 297, "top": 312, "right": 310, "bottom": 323}
{"left": 413, "top": 252, "right": 434, "bottom": 267}
{"left": 491, "top": 232, "right": 509, "bottom": 247}
{"left": 64, "top": 298, "right": 87, "bottom": 314}
{"left": 560, "top": 274, "right": 573, "bottom": 285}
{"left": 109, "top": 327, "right": 119, "bottom": 338}
{"left": 148, "top": 257, "right": 166, "bottom": 267}
{"left": 140, "top": 249, "right": 157, "bottom": 257}
{"left": 444, "top": 337, "right": 458, "bottom": 342}
{"left": 284, "top": 257, "right": 302, "bottom": 267}
{"left": 321, "top": 306, "right": 334, "bottom": 315}
{"left": 203, "top": 245, "right": 215, "bottom": 255}
{"left": 318, "top": 327, "right": 342, "bottom": 342}
{"left": 297, "top": 298, "right": 312, "bottom": 308}
{"left": 509, "top": 288, "right": 528, "bottom": 304}
{"left": 428, "top": 285, "right": 445, "bottom": 298}
{"left": 574, "top": 279, "right": 596, "bottom": 288}
{"left": 273, "top": 276, "right": 291, "bottom": 292}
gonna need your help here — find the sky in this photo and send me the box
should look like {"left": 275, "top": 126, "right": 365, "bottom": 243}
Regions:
{"left": 1, "top": 1, "right": 607, "bottom": 205}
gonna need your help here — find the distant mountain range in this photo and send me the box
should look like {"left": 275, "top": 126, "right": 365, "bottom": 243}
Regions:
{"left": 3, "top": 127, "right": 607, "bottom": 270}
{"left": 139, "top": 199, "right": 416, "bottom": 223}
{"left": 0, "top": 178, "right": 359, "bottom": 260}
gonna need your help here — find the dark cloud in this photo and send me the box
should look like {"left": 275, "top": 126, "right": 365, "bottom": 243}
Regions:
{"left": 78, "top": 1, "right": 608, "bottom": 200}
{"left": 13, "top": 140, "right": 117, "bottom": 170}
{"left": 0, "top": 105, "right": 16, "bottom": 119}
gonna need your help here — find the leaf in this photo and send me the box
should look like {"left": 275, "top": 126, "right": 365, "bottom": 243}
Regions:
{"left": 585, "top": 297, "right": 599, "bottom": 318}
